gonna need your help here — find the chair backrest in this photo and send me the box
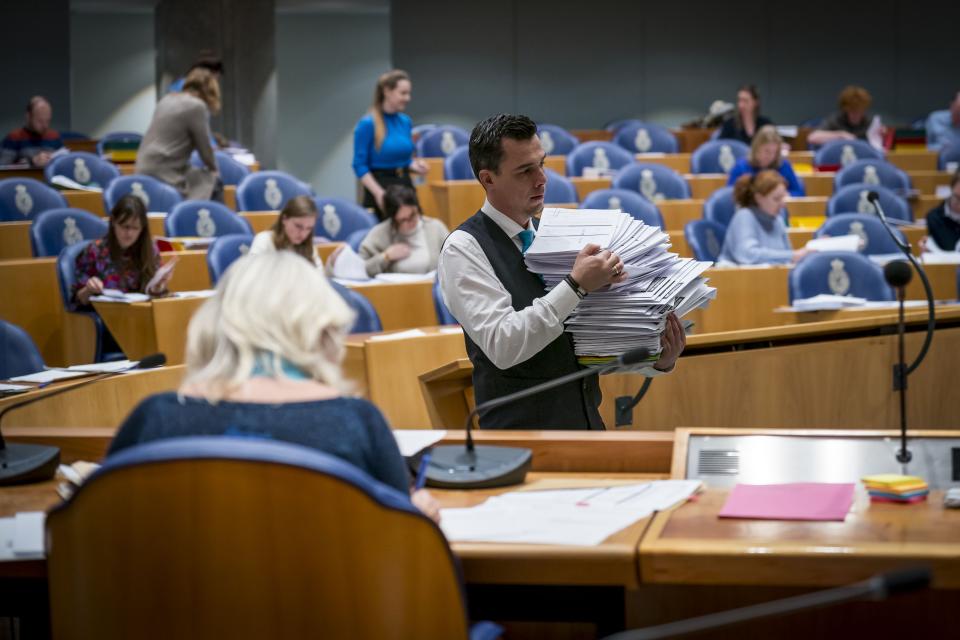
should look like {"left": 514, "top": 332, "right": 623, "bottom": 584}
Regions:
{"left": 613, "top": 122, "right": 679, "bottom": 154}
{"left": 684, "top": 219, "right": 727, "bottom": 262}
{"left": 31, "top": 208, "right": 108, "bottom": 257}
{"left": 938, "top": 144, "right": 960, "bottom": 171}
{"left": 206, "top": 234, "right": 254, "bottom": 285}
{"left": 536, "top": 124, "right": 579, "bottom": 156}
{"left": 690, "top": 139, "right": 750, "bottom": 175}
{"left": 411, "top": 123, "right": 437, "bottom": 139}
{"left": 544, "top": 168, "right": 578, "bottom": 203}
{"left": 46, "top": 437, "right": 470, "bottom": 640}
{"left": 103, "top": 175, "right": 183, "bottom": 214}
{"left": 165, "top": 200, "right": 252, "bottom": 238}
{"left": 443, "top": 146, "right": 474, "bottom": 180}
{"left": 612, "top": 162, "right": 691, "bottom": 201}
{"left": 416, "top": 125, "right": 469, "bottom": 158}
{"left": 834, "top": 159, "right": 910, "bottom": 192}
{"left": 314, "top": 197, "right": 377, "bottom": 242}
{"left": 345, "top": 228, "right": 368, "bottom": 252}
{"left": 604, "top": 118, "right": 641, "bottom": 133}
{"left": 814, "top": 213, "right": 905, "bottom": 256}
{"left": 813, "top": 139, "right": 883, "bottom": 168}
{"left": 330, "top": 281, "right": 382, "bottom": 333}
{"left": 581, "top": 188, "right": 663, "bottom": 228}
{"left": 788, "top": 251, "right": 894, "bottom": 303}
{"left": 44, "top": 151, "right": 120, "bottom": 188}
{"left": 827, "top": 183, "right": 913, "bottom": 222}
{"left": 56, "top": 239, "right": 94, "bottom": 311}
{"left": 0, "top": 177, "right": 68, "bottom": 221}
{"left": 96, "top": 131, "right": 142, "bottom": 158}
{"left": 565, "top": 141, "right": 634, "bottom": 177}
{"left": 191, "top": 150, "right": 251, "bottom": 186}
{"left": 0, "top": 319, "right": 45, "bottom": 378}
{"left": 703, "top": 186, "right": 737, "bottom": 227}
{"left": 432, "top": 279, "right": 458, "bottom": 325}
{"left": 236, "top": 170, "right": 312, "bottom": 212}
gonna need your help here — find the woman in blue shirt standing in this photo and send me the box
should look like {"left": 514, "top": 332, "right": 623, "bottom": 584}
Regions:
{"left": 353, "top": 69, "right": 428, "bottom": 219}
{"left": 726, "top": 125, "right": 805, "bottom": 197}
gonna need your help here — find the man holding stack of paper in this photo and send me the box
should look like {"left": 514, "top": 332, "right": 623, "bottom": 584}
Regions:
{"left": 437, "top": 114, "right": 688, "bottom": 430}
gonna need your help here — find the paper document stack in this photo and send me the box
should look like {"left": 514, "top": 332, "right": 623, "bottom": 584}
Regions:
{"left": 523, "top": 208, "right": 716, "bottom": 361}
{"left": 791, "top": 294, "right": 867, "bottom": 311}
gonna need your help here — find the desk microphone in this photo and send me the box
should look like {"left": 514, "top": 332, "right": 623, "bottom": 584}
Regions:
{"left": 0, "top": 353, "right": 166, "bottom": 486}
{"left": 425, "top": 347, "right": 651, "bottom": 489}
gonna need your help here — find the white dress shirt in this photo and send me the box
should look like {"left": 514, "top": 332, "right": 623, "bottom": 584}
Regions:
{"left": 249, "top": 230, "right": 323, "bottom": 268}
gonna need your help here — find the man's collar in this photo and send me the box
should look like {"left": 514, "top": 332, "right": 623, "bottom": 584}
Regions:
{"left": 481, "top": 199, "right": 532, "bottom": 238}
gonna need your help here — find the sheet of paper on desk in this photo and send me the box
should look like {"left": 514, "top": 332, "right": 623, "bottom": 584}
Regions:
{"left": 440, "top": 480, "right": 701, "bottom": 546}
{"left": 0, "top": 512, "right": 45, "bottom": 560}
{"left": 374, "top": 271, "right": 436, "bottom": 284}
{"left": 330, "top": 245, "right": 370, "bottom": 281}
{"left": 392, "top": 430, "right": 446, "bottom": 457}
{"left": 67, "top": 360, "right": 137, "bottom": 373}
{"left": 719, "top": 482, "right": 855, "bottom": 521}
{"left": 170, "top": 290, "right": 216, "bottom": 299}
{"left": 0, "top": 383, "right": 33, "bottom": 394}
{"left": 91, "top": 290, "right": 150, "bottom": 304}
{"left": 8, "top": 369, "right": 90, "bottom": 384}
{"left": 368, "top": 329, "right": 427, "bottom": 341}
{"left": 791, "top": 294, "right": 866, "bottom": 311}
{"left": 805, "top": 234, "right": 860, "bottom": 252}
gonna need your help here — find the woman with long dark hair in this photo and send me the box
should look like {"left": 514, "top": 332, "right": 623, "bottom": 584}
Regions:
{"left": 718, "top": 84, "right": 773, "bottom": 145}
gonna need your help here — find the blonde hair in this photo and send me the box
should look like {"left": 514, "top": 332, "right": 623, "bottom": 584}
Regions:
{"left": 749, "top": 125, "right": 783, "bottom": 168}
{"left": 371, "top": 69, "right": 410, "bottom": 151}
{"left": 838, "top": 85, "right": 871, "bottom": 113}
{"left": 182, "top": 252, "right": 355, "bottom": 402}
{"left": 183, "top": 67, "right": 222, "bottom": 115}
{"left": 272, "top": 195, "right": 318, "bottom": 262}
{"left": 733, "top": 170, "right": 787, "bottom": 208}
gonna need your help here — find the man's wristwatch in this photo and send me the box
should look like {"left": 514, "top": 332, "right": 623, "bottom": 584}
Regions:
{"left": 564, "top": 274, "right": 588, "bottom": 299}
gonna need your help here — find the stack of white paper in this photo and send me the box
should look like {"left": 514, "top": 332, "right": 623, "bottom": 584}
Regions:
{"left": 524, "top": 208, "right": 716, "bottom": 361}
{"left": 791, "top": 294, "right": 867, "bottom": 311}
{"left": 90, "top": 290, "right": 150, "bottom": 304}
{"left": 805, "top": 234, "right": 860, "bottom": 252}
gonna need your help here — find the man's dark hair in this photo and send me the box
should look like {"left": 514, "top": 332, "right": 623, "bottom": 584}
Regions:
{"left": 469, "top": 114, "right": 537, "bottom": 179}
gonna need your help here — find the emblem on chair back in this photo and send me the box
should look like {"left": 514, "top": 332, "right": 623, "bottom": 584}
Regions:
{"left": 718, "top": 145, "right": 736, "bottom": 174}
{"left": 540, "top": 131, "right": 555, "bottom": 154}
{"left": 635, "top": 129, "right": 652, "bottom": 153}
{"left": 14, "top": 184, "right": 33, "bottom": 216}
{"left": 862, "top": 165, "right": 880, "bottom": 186}
{"left": 62, "top": 217, "right": 83, "bottom": 246}
{"left": 849, "top": 221, "right": 867, "bottom": 249}
{"left": 639, "top": 169, "right": 663, "bottom": 202}
{"left": 196, "top": 209, "right": 216, "bottom": 237}
{"left": 856, "top": 190, "right": 874, "bottom": 214}
{"left": 130, "top": 182, "right": 150, "bottom": 207}
{"left": 264, "top": 179, "right": 283, "bottom": 210}
{"left": 608, "top": 196, "right": 622, "bottom": 210}
{"left": 440, "top": 131, "right": 457, "bottom": 156}
{"left": 828, "top": 258, "right": 851, "bottom": 295}
{"left": 322, "top": 204, "right": 341, "bottom": 237}
{"left": 840, "top": 145, "right": 857, "bottom": 167}
{"left": 706, "top": 228, "right": 721, "bottom": 258}
{"left": 73, "top": 158, "right": 91, "bottom": 184}
{"left": 592, "top": 148, "right": 610, "bottom": 171}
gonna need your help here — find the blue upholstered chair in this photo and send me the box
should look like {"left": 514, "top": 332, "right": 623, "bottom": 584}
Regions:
{"left": 443, "top": 146, "right": 474, "bottom": 180}
{"left": 96, "top": 131, "right": 142, "bottom": 158}
{"left": 834, "top": 159, "right": 910, "bottom": 192}
{"left": 690, "top": 139, "right": 750, "bottom": 175}
{"left": 827, "top": 183, "right": 912, "bottom": 222}
{"left": 165, "top": 200, "right": 252, "bottom": 238}
{"left": 544, "top": 168, "right": 578, "bottom": 203}
{"left": 236, "top": 170, "right": 312, "bottom": 212}
{"left": 411, "top": 123, "right": 438, "bottom": 139}
{"left": 330, "top": 281, "right": 382, "bottom": 333}
{"left": 581, "top": 188, "right": 663, "bottom": 228}
{"left": 813, "top": 139, "right": 883, "bottom": 168}
{"left": 536, "top": 124, "right": 579, "bottom": 156}
{"left": 938, "top": 145, "right": 960, "bottom": 171}
{"left": 46, "top": 437, "right": 500, "bottom": 640}
{"left": 788, "top": 251, "right": 893, "bottom": 303}
{"left": 684, "top": 220, "right": 727, "bottom": 262}
{"left": 433, "top": 279, "right": 458, "bottom": 325}
{"left": 565, "top": 142, "right": 634, "bottom": 177}
{"left": 703, "top": 185, "right": 788, "bottom": 227}
{"left": 314, "top": 197, "right": 377, "bottom": 243}
{"left": 206, "top": 234, "right": 254, "bottom": 285}
{"left": 30, "top": 208, "right": 108, "bottom": 257}
{"left": 190, "top": 150, "right": 251, "bottom": 186}
{"left": 814, "top": 213, "right": 906, "bottom": 256}
{"left": 612, "top": 162, "right": 691, "bottom": 201}
{"left": 345, "top": 228, "right": 368, "bottom": 253}
{"left": 0, "top": 319, "right": 45, "bottom": 379}
{"left": 103, "top": 175, "right": 182, "bottom": 214}
{"left": 44, "top": 151, "right": 120, "bottom": 188}
{"left": 416, "top": 126, "right": 469, "bottom": 158}
{"left": 604, "top": 118, "right": 641, "bottom": 133}
{"left": 0, "top": 178, "right": 68, "bottom": 221}
{"left": 613, "top": 122, "right": 679, "bottom": 154}
{"left": 56, "top": 240, "right": 122, "bottom": 362}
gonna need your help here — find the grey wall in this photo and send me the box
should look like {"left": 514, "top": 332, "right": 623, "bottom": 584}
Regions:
{"left": 393, "top": 0, "right": 960, "bottom": 129}
{"left": 276, "top": 8, "right": 391, "bottom": 200}
{"left": 70, "top": 10, "right": 156, "bottom": 138}
{"left": 0, "top": 0, "right": 71, "bottom": 137}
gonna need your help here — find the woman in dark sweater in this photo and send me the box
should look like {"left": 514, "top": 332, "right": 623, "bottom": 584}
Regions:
{"left": 718, "top": 85, "right": 773, "bottom": 145}
{"left": 109, "top": 251, "right": 439, "bottom": 522}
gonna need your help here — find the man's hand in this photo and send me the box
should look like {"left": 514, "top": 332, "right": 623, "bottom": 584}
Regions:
{"left": 654, "top": 312, "right": 685, "bottom": 371}
{"left": 570, "top": 243, "right": 626, "bottom": 292}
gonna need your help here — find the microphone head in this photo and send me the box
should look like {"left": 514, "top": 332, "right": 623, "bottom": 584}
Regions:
{"left": 136, "top": 353, "right": 167, "bottom": 369}
{"left": 618, "top": 348, "right": 651, "bottom": 366}
{"left": 883, "top": 260, "right": 912, "bottom": 288}
{"left": 867, "top": 191, "right": 881, "bottom": 204}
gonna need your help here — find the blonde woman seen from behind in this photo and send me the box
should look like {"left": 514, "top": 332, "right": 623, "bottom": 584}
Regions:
{"left": 108, "top": 252, "right": 440, "bottom": 523}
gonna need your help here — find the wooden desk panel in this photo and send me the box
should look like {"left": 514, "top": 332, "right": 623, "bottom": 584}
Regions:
{"left": 634, "top": 153, "right": 691, "bottom": 173}
{"left": 348, "top": 280, "right": 438, "bottom": 331}
{"left": 0, "top": 221, "right": 33, "bottom": 259}
{"left": 888, "top": 149, "right": 938, "bottom": 172}
{"left": 93, "top": 297, "right": 206, "bottom": 364}
{"left": 62, "top": 190, "right": 104, "bottom": 216}
{"left": 0, "top": 257, "right": 72, "bottom": 365}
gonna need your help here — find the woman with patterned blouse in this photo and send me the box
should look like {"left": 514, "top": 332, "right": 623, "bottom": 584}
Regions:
{"left": 73, "top": 195, "right": 173, "bottom": 305}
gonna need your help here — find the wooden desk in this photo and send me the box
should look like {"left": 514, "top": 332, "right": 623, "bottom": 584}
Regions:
{"left": 60, "top": 186, "right": 237, "bottom": 216}
{"left": 0, "top": 166, "right": 45, "bottom": 181}
{"left": 93, "top": 297, "right": 207, "bottom": 364}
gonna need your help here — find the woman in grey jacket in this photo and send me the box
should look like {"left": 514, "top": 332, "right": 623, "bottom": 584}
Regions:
{"left": 358, "top": 185, "right": 449, "bottom": 276}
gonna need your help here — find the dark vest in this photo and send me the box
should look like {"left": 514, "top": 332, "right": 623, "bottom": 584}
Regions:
{"left": 457, "top": 210, "right": 604, "bottom": 430}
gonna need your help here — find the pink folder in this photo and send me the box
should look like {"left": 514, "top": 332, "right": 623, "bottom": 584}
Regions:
{"left": 719, "top": 483, "right": 855, "bottom": 521}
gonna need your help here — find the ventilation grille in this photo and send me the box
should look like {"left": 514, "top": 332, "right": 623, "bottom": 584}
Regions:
{"left": 697, "top": 450, "right": 740, "bottom": 476}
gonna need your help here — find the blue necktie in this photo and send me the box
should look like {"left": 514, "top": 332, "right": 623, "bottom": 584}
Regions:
{"left": 518, "top": 229, "right": 535, "bottom": 254}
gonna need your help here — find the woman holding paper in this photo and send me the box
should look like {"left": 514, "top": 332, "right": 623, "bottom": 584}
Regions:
{"left": 73, "top": 195, "right": 173, "bottom": 305}
{"left": 726, "top": 125, "right": 805, "bottom": 197}
{"left": 248, "top": 195, "right": 323, "bottom": 267}
{"left": 108, "top": 251, "right": 440, "bottom": 523}
{"left": 718, "top": 171, "right": 812, "bottom": 265}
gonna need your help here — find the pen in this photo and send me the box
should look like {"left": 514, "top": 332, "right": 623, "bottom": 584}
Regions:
{"left": 414, "top": 452, "right": 432, "bottom": 491}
